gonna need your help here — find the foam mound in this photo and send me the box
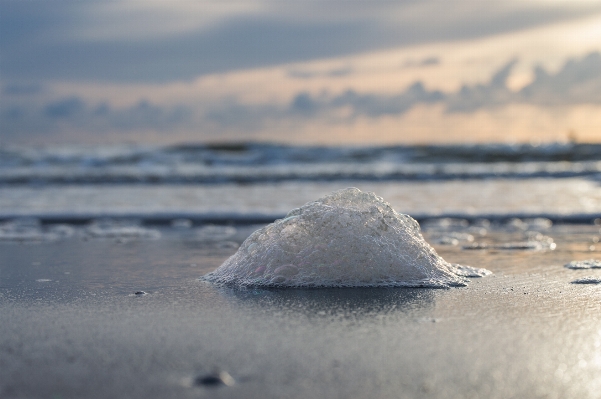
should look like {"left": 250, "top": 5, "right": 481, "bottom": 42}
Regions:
{"left": 203, "top": 188, "right": 490, "bottom": 288}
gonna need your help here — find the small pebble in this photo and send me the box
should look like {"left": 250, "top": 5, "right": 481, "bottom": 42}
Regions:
{"left": 571, "top": 277, "right": 601, "bottom": 284}
{"left": 195, "top": 371, "right": 235, "bottom": 387}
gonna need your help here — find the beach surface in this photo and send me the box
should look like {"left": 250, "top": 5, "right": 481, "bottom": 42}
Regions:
{"left": 2, "top": 222, "right": 601, "bottom": 399}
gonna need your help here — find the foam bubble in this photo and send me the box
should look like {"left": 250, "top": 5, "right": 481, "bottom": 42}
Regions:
{"left": 85, "top": 220, "right": 160, "bottom": 240}
{"left": 429, "top": 232, "right": 474, "bottom": 246}
{"left": 496, "top": 240, "right": 556, "bottom": 251}
{"left": 0, "top": 219, "right": 74, "bottom": 243}
{"left": 203, "top": 188, "right": 491, "bottom": 288}
{"left": 194, "top": 225, "right": 236, "bottom": 242}
{"left": 565, "top": 259, "right": 601, "bottom": 269}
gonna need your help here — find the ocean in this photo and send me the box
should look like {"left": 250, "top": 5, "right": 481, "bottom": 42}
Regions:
{"left": 1, "top": 142, "right": 601, "bottom": 223}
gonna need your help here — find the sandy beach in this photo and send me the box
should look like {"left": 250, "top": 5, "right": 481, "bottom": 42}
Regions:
{"left": 2, "top": 222, "right": 600, "bottom": 398}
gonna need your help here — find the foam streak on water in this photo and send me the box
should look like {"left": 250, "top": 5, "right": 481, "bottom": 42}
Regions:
{"left": 203, "top": 188, "right": 491, "bottom": 288}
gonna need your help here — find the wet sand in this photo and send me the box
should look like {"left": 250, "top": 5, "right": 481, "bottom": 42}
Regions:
{"left": 1, "top": 224, "right": 601, "bottom": 398}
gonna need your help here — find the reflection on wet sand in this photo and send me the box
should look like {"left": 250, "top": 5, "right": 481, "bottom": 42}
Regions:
{"left": 215, "top": 286, "right": 435, "bottom": 320}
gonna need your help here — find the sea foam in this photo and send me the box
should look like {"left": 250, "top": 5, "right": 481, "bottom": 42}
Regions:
{"left": 564, "top": 259, "right": 601, "bottom": 269}
{"left": 203, "top": 188, "right": 490, "bottom": 288}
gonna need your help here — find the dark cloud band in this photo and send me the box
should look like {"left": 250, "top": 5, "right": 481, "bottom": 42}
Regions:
{"left": 2, "top": 1, "right": 600, "bottom": 82}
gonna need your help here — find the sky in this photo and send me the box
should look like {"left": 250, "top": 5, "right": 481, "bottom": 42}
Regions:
{"left": 2, "top": 0, "right": 601, "bottom": 146}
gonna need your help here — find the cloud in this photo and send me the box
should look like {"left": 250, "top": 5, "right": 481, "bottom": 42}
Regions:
{"left": 288, "top": 66, "right": 354, "bottom": 79}
{"left": 76, "top": 0, "right": 265, "bottom": 40}
{"left": 520, "top": 52, "right": 601, "bottom": 105}
{"left": 402, "top": 56, "right": 441, "bottom": 68}
{"left": 446, "top": 59, "right": 518, "bottom": 112}
{"left": 208, "top": 51, "right": 601, "bottom": 127}
{"left": 448, "top": 51, "right": 601, "bottom": 111}
{"left": 3, "top": 52, "right": 601, "bottom": 141}
{"left": 2, "top": 1, "right": 601, "bottom": 82}
{"left": 45, "top": 97, "right": 86, "bottom": 119}
{"left": 297, "top": 82, "right": 445, "bottom": 118}
{"left": 0, "top": 16, "right": 374, "bottom": 82}
{"left": 200, "top": 81, "right": 446, "bottom": 130}
{"left": 2, "top": 83, "right": 43, "bottom": 95}
{"left": 1, "top": 96, "right": 193, "bottom": 137}
{"left": 335, "top": 82, "right": 444, "bottom": 117}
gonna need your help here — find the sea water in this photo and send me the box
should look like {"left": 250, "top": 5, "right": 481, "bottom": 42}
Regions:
{"left": 1, "top": 142, "right": 601, "bottom": 221}
{"left": 1, "top": 142, "right": 601, "bottom": 254}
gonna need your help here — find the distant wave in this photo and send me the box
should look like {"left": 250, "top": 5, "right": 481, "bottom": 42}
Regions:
{"left": 1, "top": 142, "right": 601, "bottom": 184}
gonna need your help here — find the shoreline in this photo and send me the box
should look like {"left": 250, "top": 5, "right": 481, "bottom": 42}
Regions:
{"left": 1, "top": 211, "right": 601, "bottom": 226}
